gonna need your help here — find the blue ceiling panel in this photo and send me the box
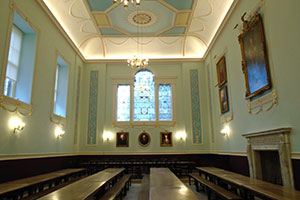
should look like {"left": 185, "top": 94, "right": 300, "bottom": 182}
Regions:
{"left": 163, "top": 27, "right": 186, "bottom": 35}
{"left": 87, "top": 0, "right": 113, "bottom": 11}
{"left": 100, "top": 28, "right": 125, "bottom": 35}
{"left": 108, "top": 1, "right": 175, "bottom": 35}
{"left": 164, "top": 0, "right": 194, "bottom": 10}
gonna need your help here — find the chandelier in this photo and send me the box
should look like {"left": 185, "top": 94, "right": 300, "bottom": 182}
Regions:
{"left": 127, "top": 56, "right": 148, "bottom": 69}
{"left": 127, "top": 7, "right": 149, "bottom": 69}
{"left": 113, "top": 0, "right": 141, "bottom": 7}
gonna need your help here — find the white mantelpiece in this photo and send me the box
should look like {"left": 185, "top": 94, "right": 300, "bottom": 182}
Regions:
{"left": 242, "top": 128, "right": 294, "bottom": 189}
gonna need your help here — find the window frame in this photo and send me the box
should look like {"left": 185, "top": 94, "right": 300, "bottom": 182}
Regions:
{"left": 0, "top": 6, "right": 39, "bottom": 116}
{"left": 112, "top": 73, "right": 176, "bottom": 127}
{"left": 5, "top": 25, "right": 23, "bottom": 98}
{"left": 50, "top": 50, "right": 71, "bottom": 125}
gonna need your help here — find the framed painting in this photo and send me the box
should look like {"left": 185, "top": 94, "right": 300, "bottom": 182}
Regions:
{"left": 116, "top": 132, "right": 129, "bottom": 147}
{"left": 160, "top": 132, "right": 172, "bottom": 147}
{"left": 138, "top": 131, "right": 151, "bottom": 147}
{"left": 216, "top": 56, "right": 227, "bottom": 87}
{"left": 238, "top": 13, "right": 272, "bottom": 98}
{"left": 219, "top": 85, "right": 229, "bottom": 114}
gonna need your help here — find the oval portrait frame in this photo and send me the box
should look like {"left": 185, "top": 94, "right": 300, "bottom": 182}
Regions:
{"left": 138, "top": 132, "right": 151, "bottom": 147}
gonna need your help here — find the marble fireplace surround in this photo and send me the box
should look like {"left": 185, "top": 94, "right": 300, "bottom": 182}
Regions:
{"left": 242, "top": 128, "right": 294, "bottom": 189}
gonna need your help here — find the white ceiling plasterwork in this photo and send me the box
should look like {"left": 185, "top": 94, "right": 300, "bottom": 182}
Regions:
{"left": 41, "top": 0, "right": 236, "bottom": 61}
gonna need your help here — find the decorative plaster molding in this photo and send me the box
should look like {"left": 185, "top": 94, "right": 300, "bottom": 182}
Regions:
{"left": 50, "top": 113, "right": 66, "bottom": 126}
{"left": 189, "top": 69, "right": 203, "bottom": 144}
{"left": 87, "top": 71, "right": 99, "bottom": 145}
{"left": 247, "top": 90, "right": 277, "bottom": 114}
{"left": 74, "top": 68, "right": 81, "bottom": 145}
{"left": 0, "top": 96, "right": 32, "bottom": 116}
{"left": 220, "top": 109, "right": 233, "bottom": 123}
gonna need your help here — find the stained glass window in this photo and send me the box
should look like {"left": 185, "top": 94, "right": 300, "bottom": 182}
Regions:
{"left": 133, "top": 70, "right": 156, "bottom": 121}
{"left": 158, "top": 84, "right": 172, "bottom": 121}
{"left": 117, "top": 85, "right": 130, "bottom": 121}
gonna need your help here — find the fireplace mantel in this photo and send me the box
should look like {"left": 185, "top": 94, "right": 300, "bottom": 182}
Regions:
{"left": 242, "top": 128, "right": 294, "bottom": 188}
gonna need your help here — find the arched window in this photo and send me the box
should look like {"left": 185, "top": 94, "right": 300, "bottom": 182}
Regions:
{"left": 134, "top": 70, "right": 156, "bottom": 121}
{"left": 114, "top": 69, "right": 176, "bottom": 125}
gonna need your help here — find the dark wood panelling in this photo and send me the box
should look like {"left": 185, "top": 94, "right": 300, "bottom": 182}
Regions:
{"left": 0, "top": 153, "right": 298, "bottom": 191}
{"left": 0, "top": 156, "right": 74, "bottom": 183}
{"left": 227, "top": 155, "right": 249, "bottom": 176}
{"left": 292, "top": 159, "right": 300, "bottom": 190}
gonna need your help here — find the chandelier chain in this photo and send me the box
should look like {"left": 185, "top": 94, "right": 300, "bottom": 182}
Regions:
{"left": 127, "top": 2, "right": 149, "bottom": 69}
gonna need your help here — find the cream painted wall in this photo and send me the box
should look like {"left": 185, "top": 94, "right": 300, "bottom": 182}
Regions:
{"left": 78, "top": 62, "right": 211, "bottom": 153}
{"left": 205, "top": 0, "right": 300, "bottom": 153}
{"left": 0, "top": 0, "right": 82, "bottom": 155}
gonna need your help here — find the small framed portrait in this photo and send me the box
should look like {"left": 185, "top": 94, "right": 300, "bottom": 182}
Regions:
{"left": 138, "top": 132, "right": 151, "bottom": 147}
{"left": 238, "top": 13, "right": 272, "bottom": 98}
{"left": 219, "top": 85, "right": 229, "bottom": 114}
{"left": 116, "top": 132, "right": 129, "bottom": 147}
{"left": 160, "top": 132, "right": 172, "bottom": 147}
{"left": 216, "top": 56, "right": 227, "bottom": 87}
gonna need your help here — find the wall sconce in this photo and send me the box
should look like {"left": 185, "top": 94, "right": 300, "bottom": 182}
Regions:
{"left": 176, "top": 132, "right": 187, "bottom": 141}
{"left": 10, "top": 118, "right": 25, "bottom": 133}
{"left": 55, "top": 127, "right": 65, "bottom": 137}
{"left": 221, "top": 125, "right": 230, "bottom": 136}
{"left": 103, "top": 132, "right": 113, "bottom": 142}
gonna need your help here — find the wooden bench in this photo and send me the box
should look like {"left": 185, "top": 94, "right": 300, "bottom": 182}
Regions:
{"left": 0, "top": 168, "right": 86, "bottom": 200}
{"left": 138, "top": 175, "right": 149, "bottom": 200}
{"left": 100, "top": 174, "right": 131, "bottom": 200}
{"left": 189, "top": 174, "right": 242, "bottom": 200}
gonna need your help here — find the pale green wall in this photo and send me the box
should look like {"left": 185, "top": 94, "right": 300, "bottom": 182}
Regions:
{"left": 78, "top": 62, "right": 211, "bottom": 153}
{"left": 1, "top": 0, "right": 299, "bottom": 156}
{"left": 0, "top": 0, "right": 82, "bottom": 155}
{"left": 205, "top": 0, "right": 300, "bottom": 153}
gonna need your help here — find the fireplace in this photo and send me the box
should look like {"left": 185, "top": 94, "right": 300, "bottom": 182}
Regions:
{"left": 242, "top": 128, "right": 294, "bottom": 188}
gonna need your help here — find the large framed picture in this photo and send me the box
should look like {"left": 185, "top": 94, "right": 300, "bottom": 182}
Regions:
{"left": 219, "top": 85, "right": 229, "bottom": 114}
{"left": 138, "top": 132, "right": 151, "bottom": 147}
{"left": 238, "top": 13, "right": 272, "bottom": 98}
{"left": 160, "top": 132, "right": 172, "bottom": 147}
{"left": 116, "top": 132, "right": 129, "bottom": 147}
{"left": 216, "top": 56, "right": 227, "bottom": 87}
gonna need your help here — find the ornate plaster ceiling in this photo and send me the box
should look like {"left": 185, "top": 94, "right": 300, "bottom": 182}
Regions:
{"left": 41, "top": 0, "right": 236, "bottom": 60}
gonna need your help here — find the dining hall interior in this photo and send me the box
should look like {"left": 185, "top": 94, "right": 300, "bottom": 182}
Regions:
{"left": 0, "top": 0, "right": 300, "bottom": 199}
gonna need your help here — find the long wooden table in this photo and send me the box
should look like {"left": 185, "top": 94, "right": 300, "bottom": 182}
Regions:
{"left": 38, "top": 168, "right": 125, "bottom": 200}
{"left": 196, "top": 167, "right": 300, "bottom": 200}
{"left": 150, "top": 168, "right": 199, "bottom": 200}
{"left": 0, "top": 168, "right": 85, "bottom": 198}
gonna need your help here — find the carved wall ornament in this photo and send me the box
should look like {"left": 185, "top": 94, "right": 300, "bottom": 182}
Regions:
{"left": 247, "top": 90, "right": 277, "bottom": 114}
{"left": 0, "top": 96, "right": 32, "bottom": 116}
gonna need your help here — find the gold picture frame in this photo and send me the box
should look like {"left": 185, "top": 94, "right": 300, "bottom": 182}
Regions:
{"left": 238, "top": 13, "right": 272, "bottom": 98}
{"left": 219, "top": 85, "right": 229, "bottom": 114}
{"left": 138, "top": 132, "right": 151, "bottom": 147}
{"left": 160, "top": 132, "right": 172, "bottom": 147}
{"left": 116, "top": 132, "right": 129, "bottom": 147}
{"left": 216, "top": 56, "right": 227, "bottom": 87}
